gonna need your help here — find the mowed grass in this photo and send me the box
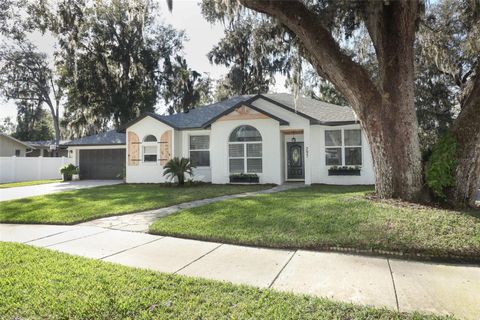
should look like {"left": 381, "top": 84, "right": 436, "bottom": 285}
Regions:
{"left": 150, "top": 185, "right": 480, "bottom": 259}
{"left": 0, "top": 183, "right": 269, "bottom": 224}
{"left": 0, "top": 179, "right": 61, "bottom": 189}
{"left": 0, "top": 242, "right": 451, "bottom": 320}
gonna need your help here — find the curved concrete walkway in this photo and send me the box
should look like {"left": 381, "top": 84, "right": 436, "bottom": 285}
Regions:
{"left": 80, "top": 183, "right": 305, "bottom": 232}
{"left": 0, "top": 223, "right": 479, "bottom": 320}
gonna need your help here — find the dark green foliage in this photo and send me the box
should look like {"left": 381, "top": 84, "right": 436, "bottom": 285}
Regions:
{"left": 201, "top": 1, "right": 292, "bottom": 99}
{"left": 425, "top": 132, "right": 458, "bottom": 199}
{"left": 162, "top": 56, "right": 212, "bottom": 114}
{"left": 163, "top": 157, "right": 196, "bottom": 186}
{"left": 60, "top": 164, "right": 79, "bottom": 181}
{"left": 12, "top": 101, "right": 54, "bottom": 141}
{"left": 0, "top": 42, "right": 62, "bottom": 143}
{"left": 229, "top": 173, "right": 259, "bottom": 183}
{"left": 0, "top": 117, "right": 16, "bottom": 135}
{"left": 37, "top": 0, "right": 185, "bottom": 136}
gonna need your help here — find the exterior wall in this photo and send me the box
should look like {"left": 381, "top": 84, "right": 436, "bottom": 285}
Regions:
{"left": 125, "top": 116, "right": 174, "bottom": 183}
{"left": 120, "top": 99, "right": 376, "bottom": 186}
{"left": 210, "top": 118, "right": 282, "bottom": 185}
{"left": 309, "top": 124, "right": 375, "bottom": 185}
{"left": 250, "top": 98, "right": 312, "bottom": 184}
{"left": 180, "top": 129, "right": 212, "bottom": 182}
{"left": 0, "top": 156, "right": 71, "bottom": 183}
{"left": 0, "top": 136, "right": 28, "bottom": 157}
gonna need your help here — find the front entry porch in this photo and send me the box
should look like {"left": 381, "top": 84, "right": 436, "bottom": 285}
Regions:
{"left": 282, "top": 129, "right": 306, "bottom": 182}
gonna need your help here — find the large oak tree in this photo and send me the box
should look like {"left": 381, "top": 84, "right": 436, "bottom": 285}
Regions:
{"left": 236, "top": 0, "right": 479, "bottom": 206}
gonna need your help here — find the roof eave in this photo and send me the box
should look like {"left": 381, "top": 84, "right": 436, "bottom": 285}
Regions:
{"left": 312, "top": 120, "right": 360, "bottom": 126}
{"left": 117, "top": 113, "right": 178, "bottom": 133}
{"left": 0, "top": 133, "right": 34, "bottom": 149}
{"left": 201, "top": 100, "right": 290, "bottom": 128}
{"left": 65, "top": 143, "right": 126, "bottom": 147}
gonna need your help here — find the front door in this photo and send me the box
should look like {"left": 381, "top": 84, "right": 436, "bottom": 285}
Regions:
{"left": 287, "top": 142, "right": 304, "bottom": 180}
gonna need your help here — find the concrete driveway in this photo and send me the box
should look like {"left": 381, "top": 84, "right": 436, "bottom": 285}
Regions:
{"left": 1, "top": 223, "right": 479, "bottom": 320}
{"left": 0, "top": 180, "right": 122, "bottom": 202}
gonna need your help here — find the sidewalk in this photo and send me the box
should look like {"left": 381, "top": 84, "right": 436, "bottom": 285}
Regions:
{"left": 1, "top": 223, "right": 478, "bottom": 319}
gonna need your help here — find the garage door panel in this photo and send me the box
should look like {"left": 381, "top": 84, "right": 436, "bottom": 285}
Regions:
{"left": 79, "top": 149, "right": 125, "bottom": 180}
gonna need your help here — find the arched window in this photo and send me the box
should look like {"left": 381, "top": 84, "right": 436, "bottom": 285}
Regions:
{"left": 229, "top": 125, "right": 262, "bottom": 173}
{"left": 143, "top": 135, "right": 157, "bottom": 142}
{"left": 142, "top": 134, "right": 157, "bottom": 162}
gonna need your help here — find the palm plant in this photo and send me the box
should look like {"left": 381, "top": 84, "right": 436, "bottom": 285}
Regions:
{"left": 162, "top": 157, "right": 196, "bottom": 186}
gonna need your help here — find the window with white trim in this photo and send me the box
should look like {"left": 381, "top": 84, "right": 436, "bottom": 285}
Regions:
{"left": 229, "top": 125, "right": 262, "bottom": 173}
{"left": 190, "top": 135, "right": 210, "bottom": 167}
{"left": 143, "top": 135, "right": 158, "bottom": 162}
{"left": 325, "top": 129, "right": 362, "bottom": 166}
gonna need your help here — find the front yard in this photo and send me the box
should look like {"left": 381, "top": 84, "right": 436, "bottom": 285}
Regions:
{"left": 0, "top": 242, "right": 448, "bottom": 319}
{"left": 0, "top": 179, "right": 61, "bottom": 189}
{"left": 150, "top": 185, "right": 480, "bottom": 260}
{"left": 0, "top": 183, "right": 269, "bottom": 224}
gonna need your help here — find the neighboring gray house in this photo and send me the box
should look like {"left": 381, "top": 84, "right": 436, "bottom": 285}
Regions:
{"left": 0, "top": 133, "right": 33, "bottom": 157}
{"left": 26, "top": 140, "right": 70, "bottom": 157}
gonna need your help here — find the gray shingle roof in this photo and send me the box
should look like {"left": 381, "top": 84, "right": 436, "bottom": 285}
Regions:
{"left": 150, "top": 93, "right": 355, "bottom": 129}
{"left": 154, "top": 95, "right": 252, "bottom": 129}
{"left": 261, "top": 93, "right": 357, "bottom": 123}
{"left": 67, "top": 94, "right": 356, "bottom": 146}
{"left": 65, "top": 130, "right": 125, "bottom": 146}
{"left": 26, "top": 140, "right": 71, "bottom": 147}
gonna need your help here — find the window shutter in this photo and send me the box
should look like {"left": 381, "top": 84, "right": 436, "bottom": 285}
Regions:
{"left": 159, "top": 130, "right": 172, "bottom": 165}
{"left": 128, "top": 131, "right": 140, "bottom": 166}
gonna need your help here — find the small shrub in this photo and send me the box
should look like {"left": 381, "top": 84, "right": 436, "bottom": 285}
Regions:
{"left": 60, "top": 164, "right": 79, "bottom": 181}
{"left": 163, "top": 157, "right": 196, "bottom": 186}
{"left": 425, "top": 132, "right": 457, "bottom": 199}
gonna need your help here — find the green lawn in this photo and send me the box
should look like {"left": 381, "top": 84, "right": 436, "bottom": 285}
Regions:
{"left": 0, "top": 242, "right": 450, "bottom": 320}
{"left": 150, "top": 185, "right": 480, "bottom": 260}
{"left": 0, "top": 179, "right": 61, "bottom": 189}
{"left": 0, "top": 183, "right": 269, "bottom": 224}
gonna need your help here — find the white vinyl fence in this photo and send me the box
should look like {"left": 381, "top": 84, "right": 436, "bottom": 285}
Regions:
{"left": 0, "top": 157, "right": 73, "bottom": 183}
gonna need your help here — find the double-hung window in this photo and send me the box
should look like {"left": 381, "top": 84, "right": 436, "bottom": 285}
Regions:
{"left": 229, "top": 125, "right": 262, "bottom": 173}
{"left": 325, "top": 129, "right": 362, "bottom": 166}
{"left": 143, "top": 135, "right": 158, "bottom": 162}
{"left": 190, "top": 135, "right": 210, "bottom": 167}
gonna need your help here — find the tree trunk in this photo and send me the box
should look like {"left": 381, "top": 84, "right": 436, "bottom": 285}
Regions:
{"left": 449, "top": 70, "right": 480, "bottom": 207}
{"left": 52, "top": 114, "right": 61, "bottom": 157}
{"left": 239, "top": 0, "right": 424, "bottom": 201}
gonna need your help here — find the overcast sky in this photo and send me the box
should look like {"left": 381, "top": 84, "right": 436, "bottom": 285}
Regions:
{"left": 0, "top": 0, "right": 288, "bottom": 123}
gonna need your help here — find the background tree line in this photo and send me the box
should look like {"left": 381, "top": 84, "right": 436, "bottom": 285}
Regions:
{"left": 0, "top": 0, "right": 212, "bottom": 143}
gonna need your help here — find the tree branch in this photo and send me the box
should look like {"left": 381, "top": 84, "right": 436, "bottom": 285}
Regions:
{"left": 238, "top": 0, "right": 381, "bottom": 112}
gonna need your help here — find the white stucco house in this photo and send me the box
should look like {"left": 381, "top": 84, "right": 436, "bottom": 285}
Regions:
{"left": 67, "top": 93, "right": 375, "bottom": 185}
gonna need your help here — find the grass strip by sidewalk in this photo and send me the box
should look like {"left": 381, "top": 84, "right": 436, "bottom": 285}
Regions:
{"left": 150, "top": 185, "right": 480, "bottom": 261}
{"left": 0, "top": 242, "right": 451, "bottom": 320}
{"left": 0, "top": 179, "right": 61, "bottom": 189}
{"left": 0, "top": 183, "right": 270, "bottom": 224}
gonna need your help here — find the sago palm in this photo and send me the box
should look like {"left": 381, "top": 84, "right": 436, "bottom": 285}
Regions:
{"left": 162, "top": 157, "right": 196, "bottom": 186}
